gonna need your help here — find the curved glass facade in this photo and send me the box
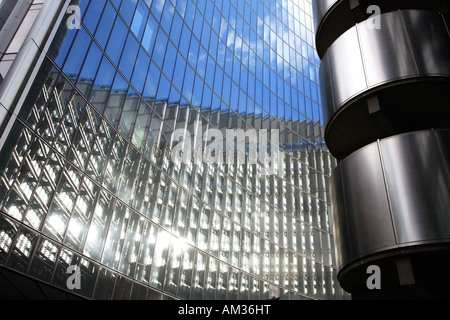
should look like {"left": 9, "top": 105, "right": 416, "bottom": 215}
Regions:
{"left": 0, "top": 0, "right": 345, "bottom": 299}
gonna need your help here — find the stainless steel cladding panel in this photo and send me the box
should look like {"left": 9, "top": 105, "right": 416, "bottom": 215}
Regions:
{"left": 312, "top": 0, "right": 339, "bottom": 31}
{"left": 313, "top": 0, "right": 450, "bottom": 298}
{"left": 332, "top": 142, "right": 397, "bottom": 269}
{"left": 402, "top": 10, "right": 450, "bottom": 75}
{"left": 321, "top": 10, "right": 450, "bottom": 119}
{"left": 329, "top": 166, "right": 350, "bottom": 270}
{"left": 313, "top": 0, "right": 450, "bottom": 58}
{"left": 331, "top": 130, "right": 450, "bottom": 273}
{"left": 381, "top": 131, "right": 450, "bottom": 244}
{"left": 357, "top": 11, "right": 417, "bottom": 87}
{"left": 437, "top": 130, "right": 450, "bottom": 171}
{"left": 318, "top": 54, "right": 334, "bottom": 124}
{"left": 326, "top": 27, "right": 367, "bottom": 112}
{"left": 320, "top": 10, "right": 450, "bottom": 159}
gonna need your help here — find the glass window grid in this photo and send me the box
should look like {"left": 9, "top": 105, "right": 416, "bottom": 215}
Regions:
{"left": 1, "top": 107, "right": 337, "bottom": 299}
{"left": 181, "top": 0, "right": 322, "bottom": 122}
{"left": 199, "top": 0, "right": 318, "bottom": 159}
{"left": 55, "top": 40, "right": 326, "bottom": 202}
{"left": 0, "top": 138, "right": 334, "bottom": 296}
{"left": 0, "top": 0, "right": 344, "bottom": 300}
{"left": 64, "top": 0, "right": 324, "bottom": 148}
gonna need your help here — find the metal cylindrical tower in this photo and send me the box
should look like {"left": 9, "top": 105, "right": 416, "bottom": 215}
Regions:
{"left": 313, "top": 0, "right": 450, "bottom": 299}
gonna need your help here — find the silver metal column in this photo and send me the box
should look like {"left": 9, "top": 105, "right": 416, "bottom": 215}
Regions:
{"left": 313, "top": 0, "right": 450, "bottom": 299}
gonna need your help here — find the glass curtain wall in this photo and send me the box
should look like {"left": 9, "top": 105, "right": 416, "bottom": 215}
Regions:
{"left": 0, "top": 0, "right": 345, "bottom": 300}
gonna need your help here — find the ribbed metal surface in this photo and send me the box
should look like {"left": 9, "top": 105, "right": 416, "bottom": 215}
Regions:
{"left": 313, "top": 0, "right": 450, "bottom": 298}
{"left": 331, "top": 129, "right": 450, "bottom": 273}
{"left": 321, "top": 10, "right": 450, "bottom": 120}
{"left": 313, "top": 0, "right": 449, "bottom": 58}
{"left": 319, "top": 10, "right": 450, "bottom": 159}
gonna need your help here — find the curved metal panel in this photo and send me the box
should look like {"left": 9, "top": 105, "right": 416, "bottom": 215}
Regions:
{"left": 320, "top": 10, "right": 450, "bottom": 159}
{"left": 402, "top": 10, "right": 450, "bottom": 75}
{"left": 437, "top": 130, "right": 450, "bottom": 180}
{"left": 312, "top": 0, "right": 339, "bottom": 32}
{"left": 313, "top": 0, "right": 449, "bottom": 58}
{"left": 380, "top": 131, "right": 450, "bottom": 244}
{"left": 316, "top": 1, "right": 450, "bottom": 297}
{"left": 326, "top": 26, "right": 366, "bottom": 113}
{"left": 339, "top": 142, "right": 396, "bottom": 259}
{"left": 331, "top": 130, "right": 450, "bottom": 273}
{"left": 445, "top": 13, "right": 450, "bottom": 36}
{"left": 357, "top": 11, "right": 417, "bottom": 87}
{"left": 318, "top": 54, "right": 334, "bottom": 124}
{"left": 329, "top": 166, "right": 350, "bottom": 270}
{"left": 321, "top": 9, "right": 450, "bottom": 116}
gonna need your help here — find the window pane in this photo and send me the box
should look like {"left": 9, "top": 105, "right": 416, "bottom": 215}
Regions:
{"left": 149, "top": 229, "right": 169, "bottom": 289}
{"left": 131, "top": 0, "right": 149, "bottom": 39}
{"left": 95, "top": 2, "right": 116, "bottom": 49}
{"left": 119, "top": 33, "right": 140, "bottom": 80}
{"left": 131, "top": 48, "right": 151, "bottom": 93}
{"left": 105, "top": 18, "right": 128, "bottom": 65}
{"left": 142, "top": 16, "right": 158, "bottom": 53}
{"left": 63, "top": 28, "right": 92, "bottom": 79}
{"left": 84, "top": 0, "right": 106, "bottom": 33}
{"left": 7, "top": 228, "right": 38, "bottom": 273}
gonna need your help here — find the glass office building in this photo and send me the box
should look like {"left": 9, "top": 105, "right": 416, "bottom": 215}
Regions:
{"left": 0, "top": 0, "right": 345, "bottom": 299}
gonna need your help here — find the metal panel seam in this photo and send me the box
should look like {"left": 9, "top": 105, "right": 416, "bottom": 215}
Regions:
{"left": 376, "top": 139, "right": 399, "bottom": 245}
{"left": 354, "top": 23, "right": 369, "bottom": 91}
{"left": 433, "top": 129, "right": 450, "bottom": 188}
{"left": 399, "top": 10, "right": 420, "bottom": 75}
{"left": 442, "top": 13, "right": 450, "bottom": 38}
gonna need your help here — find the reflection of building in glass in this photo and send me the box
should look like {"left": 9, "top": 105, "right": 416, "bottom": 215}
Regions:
{"left": 0, "top": 0, "right": 346, "bottom": 299}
